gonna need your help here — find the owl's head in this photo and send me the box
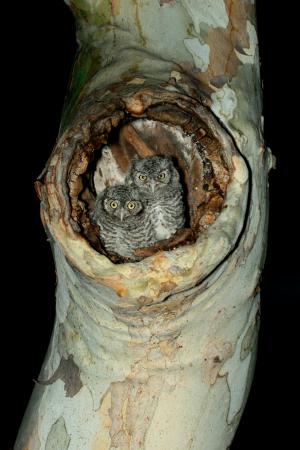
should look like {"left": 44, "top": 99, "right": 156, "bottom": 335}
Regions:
{"left": 128, "top": 155, "right": 179, "bottom": 195}
{"left": 102, "top": 185, "right": 143, "bottom": 221}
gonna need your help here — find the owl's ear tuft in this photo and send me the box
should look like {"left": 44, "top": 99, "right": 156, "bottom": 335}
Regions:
{"left": 130, "top": 154, "right": 141, "bottom": 167}
{"left": 160, "top": 155, "right": 174, "bottom": 166}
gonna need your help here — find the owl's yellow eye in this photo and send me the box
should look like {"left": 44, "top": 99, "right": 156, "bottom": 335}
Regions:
{"left": 110, "top": 200, "right": 118, "bottom": 209}
{"left": 127, "top": 201, "right": 136, "bottom": 210}
{"left": 157, "top": 172, "right": 166, "bottom": 180}
{"left": 138, "top": 174, "right": 147, "bottom": 181}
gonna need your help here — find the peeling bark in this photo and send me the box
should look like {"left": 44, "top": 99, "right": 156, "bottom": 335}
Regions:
{"left": 37, "top": 355, "right": 83, "bottom": 398}
{"left": 16, "top": 1, "right": 271, "bottom": 449}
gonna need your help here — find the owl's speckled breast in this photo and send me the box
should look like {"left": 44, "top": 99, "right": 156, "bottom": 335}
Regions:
{"left": 151, "top": 204, "right": 173, "bottom": 240}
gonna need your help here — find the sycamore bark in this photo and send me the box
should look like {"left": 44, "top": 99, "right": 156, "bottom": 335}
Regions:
{"left": 16, "top": 1, "right": 272, "bottom": 449}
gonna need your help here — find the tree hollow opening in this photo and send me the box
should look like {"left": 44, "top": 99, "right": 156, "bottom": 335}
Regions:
{"left": 66, "top": 92, "right": 232, "bottom": 263}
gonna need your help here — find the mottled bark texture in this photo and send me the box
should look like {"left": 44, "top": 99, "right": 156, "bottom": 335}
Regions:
{"left": 16, "top": 1, "right": 272, "bottom": 449}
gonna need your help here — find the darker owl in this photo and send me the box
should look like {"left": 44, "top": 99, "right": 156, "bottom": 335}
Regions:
{"left": 126, "top": 156, "right": 185, "bottom": 240}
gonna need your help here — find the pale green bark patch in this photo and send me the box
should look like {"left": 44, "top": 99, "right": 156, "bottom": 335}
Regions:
{"left": 45, "top": 416, "right": 70, "bottom": 450}
{"left": 211, "top": 84, "right": 238, "bottom": 122}
{"left": 184, "top": 37, "right": 210, "bottom": 71}
{"left": 182, "top": 0, "right": 229, "bottom": 33}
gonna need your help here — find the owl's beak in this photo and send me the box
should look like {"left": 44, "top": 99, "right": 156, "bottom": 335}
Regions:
{"left": 150, "top": 179, "right": 156, "bottom": 193}
{"left": 120, "top": 208, "right": 125, "bottom": 222}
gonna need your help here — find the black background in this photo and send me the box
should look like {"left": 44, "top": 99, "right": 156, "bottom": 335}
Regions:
{"left": 5, "top": 1, "right": 299, "bottom": 448}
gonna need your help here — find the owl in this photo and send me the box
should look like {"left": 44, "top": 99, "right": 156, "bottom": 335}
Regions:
{"left": 91, "top": 185, "right": 154, "bottom": 261}
{"left": 126, "top": 156, "right": 185, "bottom": 240}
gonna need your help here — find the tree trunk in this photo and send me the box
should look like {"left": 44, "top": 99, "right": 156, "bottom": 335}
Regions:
{"left": 16, "top": 1, "right": 272, "bottom": 449}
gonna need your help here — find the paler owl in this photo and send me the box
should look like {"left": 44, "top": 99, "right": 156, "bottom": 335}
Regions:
{"left": 126, "top": 156, "right": 185, "bottom": 240}
{"left": 91, "top": 185, "right": 154, "bottom": 261}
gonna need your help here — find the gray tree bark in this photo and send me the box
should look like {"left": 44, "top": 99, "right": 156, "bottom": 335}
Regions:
{"left": 16, "top": 1, "right": 272, "bottom": 449}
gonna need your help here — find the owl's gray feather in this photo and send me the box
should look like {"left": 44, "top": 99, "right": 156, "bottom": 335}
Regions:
{"left": 126, "top": 156, "right": 185, "bottom": 240}
{"left": 91, "top": 185, "right": 154, "bottom": 261}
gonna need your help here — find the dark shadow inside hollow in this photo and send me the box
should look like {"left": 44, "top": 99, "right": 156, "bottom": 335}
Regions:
{"left": 67, "top": 101, "right": 231, "bottom": 263}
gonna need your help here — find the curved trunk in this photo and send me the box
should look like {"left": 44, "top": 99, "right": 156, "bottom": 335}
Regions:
{"left": 16, "top": 1, "right": 272, "bottom": 449}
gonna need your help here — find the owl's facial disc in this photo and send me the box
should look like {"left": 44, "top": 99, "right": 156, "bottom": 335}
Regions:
{"left": 110, "top": 200, "right": 119, "bottom": 209}
{"left": 103, "top": 198, "right": 119, "bottom": 214}
{"left": 119, "top": 208, "right": 125, "bottom": 222}
{"left": 112, "top": 206, "right": 129, "bottom": 222}
{"left": 127, "top": 201, "right": 137, "bottom": 210}
{"left": 116, "top": 201, "right": 142, "bottom": 221}
{"left": 156, "top": 170, "right": 169, "bottom": 182}
{"left": 138, "top": 173, "right": 147, "bottom": 182}
{"left": 149, "top": 169, "right": 171, "bottom": 193}
{"left": 150, "top": 179, "right": 156, "bottom": 193}
{"left": 135, "top": 172, "right": 148, "bottom": 186}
